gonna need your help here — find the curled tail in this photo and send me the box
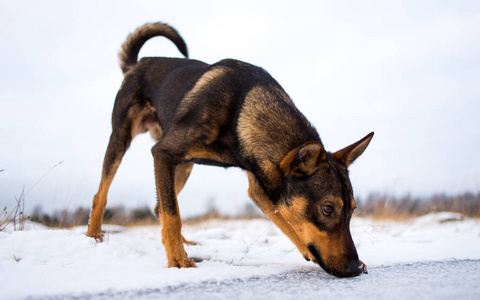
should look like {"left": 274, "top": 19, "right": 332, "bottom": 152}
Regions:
{"left": 118, "top": 22, "right": 189, "bottom": 74}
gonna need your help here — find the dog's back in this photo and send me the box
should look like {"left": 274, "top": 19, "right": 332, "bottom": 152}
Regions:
{"left": 118, "top": 24, "right": 320, "bottom": 188}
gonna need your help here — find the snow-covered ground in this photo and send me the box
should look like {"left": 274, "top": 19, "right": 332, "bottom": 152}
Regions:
{"left": 1, "top": 212, "right": 480, "bottom": 299}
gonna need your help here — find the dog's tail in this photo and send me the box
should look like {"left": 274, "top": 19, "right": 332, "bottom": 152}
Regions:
{"left": 118, "top": 22, "right": 189, "bottom": 74}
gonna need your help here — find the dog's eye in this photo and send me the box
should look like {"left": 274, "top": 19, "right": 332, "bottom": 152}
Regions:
{"left": 322, "top": 205, "right": 334, "bottom": 216}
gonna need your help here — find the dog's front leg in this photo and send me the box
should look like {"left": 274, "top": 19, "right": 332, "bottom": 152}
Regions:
{"left": 246, "top": 172, "right": 310, "bottom": 261}
{"left": 152, "top": 145, "right": 196, "bottom": 268}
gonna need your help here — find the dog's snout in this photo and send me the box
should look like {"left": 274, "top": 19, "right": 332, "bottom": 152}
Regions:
{"left": 343, "top": 259, "right": 362, "bottom": 277}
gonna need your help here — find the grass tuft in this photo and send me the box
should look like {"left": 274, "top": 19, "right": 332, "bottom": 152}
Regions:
{"left": 1, "top": 188, "right": 28, "bottom": 232}
{"left": 0, "top": 161, "right": 63, "bottom": 232}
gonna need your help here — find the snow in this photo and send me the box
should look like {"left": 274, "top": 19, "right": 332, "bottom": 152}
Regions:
{"left": 1, "top": 212, "right": 480, "bottom": 299}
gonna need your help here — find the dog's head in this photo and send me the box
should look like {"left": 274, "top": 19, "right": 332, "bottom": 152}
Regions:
{"left": 278, "top": 132, "right": 374, "bottom": 277}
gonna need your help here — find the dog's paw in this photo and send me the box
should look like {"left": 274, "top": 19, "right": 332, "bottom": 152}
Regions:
{"left": 168, "top": 257, "right": 197, "bottom": 268}
{"left": 86, "top": 231, "right": 104, "bottom": 243}
{"left": 360, "top": 260, "right": 368, "bottom": 274}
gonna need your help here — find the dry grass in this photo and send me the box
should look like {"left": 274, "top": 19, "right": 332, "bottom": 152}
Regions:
{"left": 0, "top": 161, "right": 63, "bottom": 232}
{"left": 357, "top": 192, "right": 480, "bottom": 221}
{"left": 1, "top": 188, "right": 28, "bottom": 232}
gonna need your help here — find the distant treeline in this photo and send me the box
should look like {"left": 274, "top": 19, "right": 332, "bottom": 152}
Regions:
{"left": 29, "top": 201, "right": 263, "bottom": 228}
{"left": 30, "top": 206, "right": 158, "bottom": 228}
{"left": 27, "top": 192, "right": 480, "bottom": 228}
{"left": 356, "top": 192, "right": 480, "bottom": 219}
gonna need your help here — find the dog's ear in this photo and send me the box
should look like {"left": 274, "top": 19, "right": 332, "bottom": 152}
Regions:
{"left": 280, "top": 142, "right": 326, "bottom": 177}
{"left": 332, "top": 132, "right": 374, "bottom": 167}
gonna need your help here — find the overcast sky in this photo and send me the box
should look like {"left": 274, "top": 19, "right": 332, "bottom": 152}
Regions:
{"left": 1, "top": 1, "right": 479, "bottom": 216}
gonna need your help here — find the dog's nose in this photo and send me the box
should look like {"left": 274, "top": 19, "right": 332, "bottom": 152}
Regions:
{"left": 343, "top": 260, "right": 362, "bottom": 277}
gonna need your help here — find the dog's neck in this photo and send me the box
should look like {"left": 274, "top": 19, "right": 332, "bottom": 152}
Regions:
{"left": 236, "top": 85, "right": 322, "bottom": 202}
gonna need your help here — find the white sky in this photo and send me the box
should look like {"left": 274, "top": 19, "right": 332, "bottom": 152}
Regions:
{"left": 1, "top": 0, "right": 479, "bottom": 215}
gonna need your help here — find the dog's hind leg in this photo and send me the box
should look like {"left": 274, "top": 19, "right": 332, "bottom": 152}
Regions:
{"left": 152, "top": 145, "right": 196, "bottom": 268}
{"left": 87, "top": 94, "right": 148, "bottom": 241}
{"left": 246, "top": 172, "right": 310, "bottom": 261}
{"left": 87, "top": 130, "right": 131, "bottom": 241}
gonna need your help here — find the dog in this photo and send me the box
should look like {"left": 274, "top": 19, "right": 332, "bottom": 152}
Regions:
{"left": 87, "top": 22, "right": 374, "bottom": 278}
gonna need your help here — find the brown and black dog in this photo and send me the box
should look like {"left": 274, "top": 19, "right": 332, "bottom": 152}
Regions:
{"left": 87, "top": 22, "right": 374, "bottom": 278}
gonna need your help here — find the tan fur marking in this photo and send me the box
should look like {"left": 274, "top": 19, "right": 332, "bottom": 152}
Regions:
{"left": 259, "top": 160, "right": 278, "bottom": 181}
{"left": 247, "top": 173, "right": 310, "bottom": 259}
{"left": 129, "top": 103, "right": 163, "bottom": 141}
{"left": 278, "top": 214, "right": 350, "bottom": 272}
{"left": 238, "top": 85, "right": 315, "bottom": 190}
{"left": 304, "top": 222, "right": 349, "bottom": 271}
{"left": 179, "top": 67, "right": 228, "bottom": 116}
{"left": 279, "top": 148, "right": 297, "bottom": 174}
{"left": 184, "top": 149, "right": 224, "bottom": 162}
{"left": 144, "top": 103, "right": 163, "bottom": 142}
{"left": 280, "top": 203, "right": 354, "bottom": 274}
{"left": 286, "top": 197, "right": 309, "bottom": 216}
{"left": 276, "top": 196, "right": 352, "bottom": 269}
{"left": 277, "top": 197, "right": 308, "bottom": 234}
{"left": 237, "top": 86, "right": 288, "bottom": 165}
{"left": 161, "top": 213, "right": 196, "bottom": 268}
{"left": 87, "top": 157, "right": 122, "bottom": 241}
{"left": 238, "top": 86, "right": 296, "bottom": 166}
{"left": 332, "top": 197, "right": 344, "bottom": 210}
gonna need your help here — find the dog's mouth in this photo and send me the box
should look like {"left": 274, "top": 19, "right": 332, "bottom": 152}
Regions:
{"left": 306, "top": 243, "right": 322, "bottom": 264}
{"left": 307, "top": 243, "right": 362, "bottom": 278}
